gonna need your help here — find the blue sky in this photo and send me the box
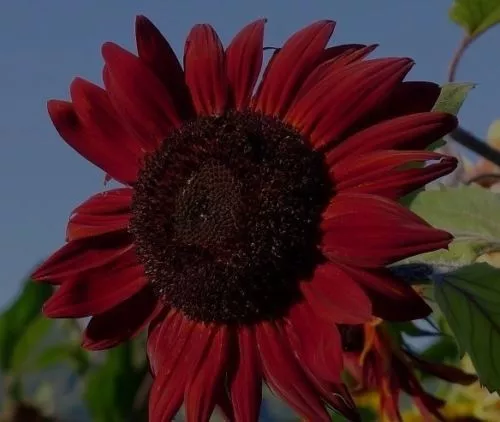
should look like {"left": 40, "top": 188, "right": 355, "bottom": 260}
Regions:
{"left": 1, "top": 0, "right": 499, "bottom": 308}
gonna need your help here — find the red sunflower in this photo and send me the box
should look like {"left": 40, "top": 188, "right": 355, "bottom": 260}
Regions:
{"left": 33, "top": 16, "right": 457, "bottom": 422}
{"left": 341, "top": 323, "right": 477, "bottom": 421}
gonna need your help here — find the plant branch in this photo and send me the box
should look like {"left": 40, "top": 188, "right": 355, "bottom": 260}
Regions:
{"left": 448, "top": 127, "right": 500, "bottom": 168}
{"left": 448, "top": 36, "right": 473, "bottom": 82}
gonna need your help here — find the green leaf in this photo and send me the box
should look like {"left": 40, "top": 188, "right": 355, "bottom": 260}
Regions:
{"left": 450, "top": 0, "right": 500, "bottom": 38}
{"left": 10, "top": 316, "right": 52, "bottom": 373}
{"left": 432, "top": 82, "right": 475, "bottom": 116}
{"left": 0, "top": 279, "right": 52, "bottom": 371}
{"left": 84, "top": 342, "right": 146, "bottom": 422}
{"left": 32, "top": 344, "right": 89, "bottom": 375}
{"left": 434, "top": 263, "right": 500, "bottom": 392}
{"left": 405, "top": 185, "right": 500, "bottom": 266}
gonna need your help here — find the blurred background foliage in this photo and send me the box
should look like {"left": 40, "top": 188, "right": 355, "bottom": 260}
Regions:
{"left": 3, "top": 0, "right": 500, "bottom": 421}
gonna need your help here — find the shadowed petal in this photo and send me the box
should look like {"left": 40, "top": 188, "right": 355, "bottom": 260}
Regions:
{"left": 184, "top": 24, "right": 227, "bottom": 115}
{"left": 66, "top": 188, "right": 132, "bottom": 241}
{"left": 135, "top": 15, "right": 193, "bottom": 119}
{"left": 230, "top": 327, "right": 262, "bottom": 422}
{"left": 255, "top": 20, "right": 336, "bottom": 116}
{"left": 408, "top": 352, "right": 477, "bottom": 385}
{"left": 47, "top": 100, "right": 139, "bottom": 185}
{"left": 185, "top": 327, "right": 229, "bottom": 422}
{"left": 301, "top": 263, "right": 372, "bottom": 324}
{"left": 83, "top": 286, "right": 159, "bottom": 350}
{"left": 321, "top": 193, "right": 452, "bottom": 268}
{"left": 287, "top": 58, "right": 414, "bottom": 150}
{"left": 148, "top": 317, "right": 213, "bottom": 422}
{"left": 226, "top": 19, "right": 266, "bottom": 110}
{"left": 102, "top": 42, "right": 182, "bottom": 146}
{"left": 325, "top": 112, "right": 458, "bottom": 165}
{"left": 43, "top": 248, "right": 146, "bottom": 318}
{"left": 32, "top": 233, "right": 133, "bottom": 281}
{"left": 331, "top": 150, "right": 457, "bottom": 200}
{"left": 256, "top": 321, "right": 330, "bottom": 421}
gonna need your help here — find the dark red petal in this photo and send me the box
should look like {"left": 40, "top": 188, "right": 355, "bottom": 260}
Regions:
{"left": 149, "top": 318, "right": 213, "bottom": 422}
{"left": 331, "top": 150, "right": 457, "bottom": 200}
{"left": 184, "top": 24, "right": 228, "bottom": 115}
{"left": 32, "top": 233, "right": 132, "bottom": 281}
{"left": 287, "top": 58, "right": 414, "bottom": 150}
{"left": 47, "top": 100, "right": 138, "bottom": 185}
{"left": 66, "top": 188, "right": 132, "bottom": 242}
{"left": 286, "top": 300, "right": 343, "bottom": 383}
{"left": 296, "top": 44, "right": 377, "bottom": 103}
{"left": 339, "top": 265, "right": 432, "bottom": 321}
{"left": 135, "top": 15, "right": 193, "bottom": 119}
{"left": 301, "top": 263, "right": 372, "bottom": 324}
{"left": 321, "top": 193, "right": 452, "bottom": 268}
{"left": 82, "top": 286, "right": 159, "bottom": 350}
{"left": 226, "top": 19, "right": 266, "bottom": 110}
{"left": 102, "top": 42, "right": 181, "bottom": 147}
{"left": 407, "top": 352, "right": 477, "bottom": 385}
{"left": 254, "top": 20, "right": 336, "bottom": 116}
{"left": 43, "top": 248, "right": 146, "bottom": 318}
{"left": 325, "top": 112, "right": 458, "bottom": 165}
{"left": 230, "top": 327, "right": 262, "bottom": 422}
{"left": 256, "top": 321, "right": 330, "bottom": 421}
{"left": 185, "top": 327, "right": 229, "bottom": 422}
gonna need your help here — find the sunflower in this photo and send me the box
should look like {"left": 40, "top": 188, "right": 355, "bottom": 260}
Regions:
{"left": 33, "top": 15, "right": 457, "bottom": 421}
{"left": 341, "top": 323, "right": 477, "bottom": 421}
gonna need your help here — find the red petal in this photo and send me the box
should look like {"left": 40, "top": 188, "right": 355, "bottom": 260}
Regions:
{"left": 102, "top": 42, "right": 181, "bottom": 146}
{"left": 321, "top": 193, "right": 452, "bottom": 268}
{"left": 230, "top": 327, "right": 262, "bottom": 422}
{"left": 295, "top": 44, "right": 377, "bottom": 103}
{"left": 185, "top": 326, "right": 229, "bottom": 422}
{"left": 256, "top": 321, "right": 330, "bottom": 421}
{"left": 331, "top": 150, "right": 457, "bottom": 200}
{"left": 66, "top": 188, "right": 132, "bottom": 241}
{"left": 47, "top": 100, "right": 138, "bottom": 185}
{"left": 82, "top": 286, "right": 159, "bottom": 350}
{"left": 184, "top": 24, "right": 227, "bottom": 115}
{"left": 339, "top": 265, "right": 432, "bottom": 321}
{"left": 135, "top": 15, "right": 193, "bottom": 119}
{"left": 43, "top": 248, "right": 146, "bottom": 318}
{"left": 286, "top": 301, "right": 343, "bottom": 383}
{"left": 287, "top": 58, "right": 414, "bottom": 150}
{"left": 226, "top": 20, "right": 266, "bottom": 110}
{"left": 254, "top": 20, "right": 336, "bottom": 116}
{"left": 325, "top": 112, "right": 458, "bottom": 165}
{"left": 301, "top": 263, "right": 372, "bottom": 324}
{"left": 149, "top": 318, "right": 213, "bottom": 422}
{"left": 32, "top": 234, "right": 132, "bottom": 281}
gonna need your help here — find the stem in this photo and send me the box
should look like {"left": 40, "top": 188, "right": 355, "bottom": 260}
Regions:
{"left": 447, "top": 36, "right": 472, "bottom": 82}
{"left": 448, "top": 127, "right": 500, "bottom": 168}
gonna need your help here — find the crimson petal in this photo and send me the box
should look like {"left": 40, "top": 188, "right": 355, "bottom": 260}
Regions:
{"left": 226, "top": 19, "right": 266, "bottom": 110}
{"left": 184, "top": 24, "right": 228, "bottom": 115}
{"left": 256, "top": 321, "right": 330, "bottom": 421}
{"left": 82, "top": 286, "right": 159, "bottom": 350}
{"left": 255, "top": 20, "right": 336, "bottom": 116}
{"left": 185, "top": 327, "right": 229, "bottom": 422}
{"left": 102, "top": 42, "right": 181, "bottom": 147}
{"left": 66, "top": 188, "right": 132, "bottom": 241}
{"left": 321, "top": 193, "right": 452, "bottom": 268}
{"left": 43, "top": 248, "right": 146, "bottom": 318}
{"left": 325, "top": 112, "right": 457, "bottom": 165}
{"left": 301, "top": 263, "right": 372, "bottom": 324}
{"left": 230, "top": 327, "right": 262, "bottom": 422}
{"left": 135, "top": 15, "right": 193, "bottom": 119}
{"left": 331, "top": 150, "right": 457, "bottom": 200}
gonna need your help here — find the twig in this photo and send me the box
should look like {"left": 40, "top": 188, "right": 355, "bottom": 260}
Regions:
{"left": 447, "top": 36, "right": 472, "bottom": 82}
{"left": 465, "top": 173, "right": 500, "bottom": 185}
{"left": 448, "top": 127, "right": 500, "bottom": 168}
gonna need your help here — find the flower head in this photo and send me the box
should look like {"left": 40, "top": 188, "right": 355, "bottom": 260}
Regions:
{"left": 33, "top": 16, "right": 457, "bottom": 421}
{"left": 342, "top": 323, "right": 477, "bottom": 421}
